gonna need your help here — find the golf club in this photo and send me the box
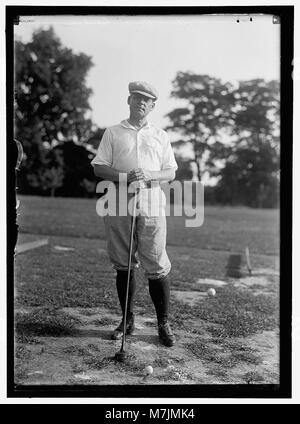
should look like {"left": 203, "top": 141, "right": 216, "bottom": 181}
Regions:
{"left": 115, "top": 184, "right": 139, "bottom": 362}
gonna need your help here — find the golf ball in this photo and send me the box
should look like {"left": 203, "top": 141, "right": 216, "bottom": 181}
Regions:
{"left": 207, "top": 288, "right": 216, "bottom": 297}
{"left": 144, "top": 365, "right": 153, "bottom": 375}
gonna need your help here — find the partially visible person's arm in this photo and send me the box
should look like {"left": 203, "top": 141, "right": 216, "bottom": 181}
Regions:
{"left": 128, "top": 168, "right": 176, "bottom": 183}
{"left": 149, "top": 168, "right": 176, "bottom": 182}
{"left": 93, "top": 164, "right": 127, "bottom": 182}
{"left": 94, "top": 165, "right": 175, "bottom": 183}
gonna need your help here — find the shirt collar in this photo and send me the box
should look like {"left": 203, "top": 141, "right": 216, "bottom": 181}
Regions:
{"left": 120, "top": 119, "right": 151, "bottom": 130}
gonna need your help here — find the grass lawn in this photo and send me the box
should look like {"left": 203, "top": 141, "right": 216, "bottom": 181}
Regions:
{"left": 17, "top": 195, "right": 279, "bottom": 255}
{"left": 14, "top": 195, "right": 280, "bottom": 386}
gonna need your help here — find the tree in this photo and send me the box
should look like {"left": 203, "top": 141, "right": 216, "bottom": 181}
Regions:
{"left": 14, "top": 27, "right": 95, "bottom": 194}
{"left": 54, "top": 141, "right": 96, "bottom": 198}
{"left": 214, "top": 141, "right": 279, "bottom": 207}
{"left": 166, "top": 73, "right": 280, "bottom": 207}
{"left": 86, "top": 127, "right": 106, "bottom": 150}
{"left": 173, "top": 155, "right": 194, "bottom": 181}
{"left": 165, "top": 71, "right": 235, "bottom": 180}
{"left": 26, "top": 148, "right": 64, "bottom": 197}
{"left": 232, "top": 79, "right": 280, "bottom": 150}
{"left": 214, "top": 79, "right": 280, "bottom": 208}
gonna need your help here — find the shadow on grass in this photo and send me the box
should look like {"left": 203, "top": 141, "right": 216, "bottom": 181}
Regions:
{"left": 72, "top": 328, "right": 112, "bottom": 340}
{"left": 15, "top": 308, "right": 81, "bottom": 337}
{"left": 64, "top": 342, "right": 143, "bottom": 373}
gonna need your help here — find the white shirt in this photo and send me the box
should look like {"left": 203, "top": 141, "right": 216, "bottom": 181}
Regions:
{"left": 91, "top": 120, "right": 178, "bottom": 172}
{"left": 91, "top": 120, "right": 178, "bottom": 217}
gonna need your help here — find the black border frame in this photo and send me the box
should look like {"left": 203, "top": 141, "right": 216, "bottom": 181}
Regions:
{"left": 6, "top": 5, "right": 293, "bottom": 399}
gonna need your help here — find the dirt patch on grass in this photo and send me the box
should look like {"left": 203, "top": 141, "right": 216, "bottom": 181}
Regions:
{"left": 15, "top": 305, "right": 279, "bottom": 386}
{"left": 171, "top": 290, "right": 208, "bottom": 306}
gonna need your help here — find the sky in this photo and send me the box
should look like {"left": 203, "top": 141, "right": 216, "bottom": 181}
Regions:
{"left": 14, "top": 14, "right": 280, "bottom": 133}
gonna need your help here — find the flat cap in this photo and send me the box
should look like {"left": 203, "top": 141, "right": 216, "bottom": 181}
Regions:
{"left": 129, "top": 81, "right": 158, "bottom": 100}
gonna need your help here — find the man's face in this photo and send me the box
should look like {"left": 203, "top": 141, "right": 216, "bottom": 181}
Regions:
{"left": 128, "top": 93, "right": 155, "bottom": 119}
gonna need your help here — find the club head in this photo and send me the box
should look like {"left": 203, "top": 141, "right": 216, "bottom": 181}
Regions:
{"left": 114, "top": 350, "right": 128, "bottom": 362}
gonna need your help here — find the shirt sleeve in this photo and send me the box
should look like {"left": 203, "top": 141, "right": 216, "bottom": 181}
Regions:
{"left": 161, "top": 132, "right": 178, "bottom": 170}
{"left": 90, "top": 128, "right": 113, "bottom": 168}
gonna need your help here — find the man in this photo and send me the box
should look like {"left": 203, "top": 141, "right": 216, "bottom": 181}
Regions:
{"left": 91, "top": 81, "right": 178, "bottom": 347}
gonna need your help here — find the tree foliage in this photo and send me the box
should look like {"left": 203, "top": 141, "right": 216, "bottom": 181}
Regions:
{"left": 165, "top": 71, "right": 235, "bottom": 180}
{"left": 215, "top": 141, "right": 279, "bottom": 207}
{"left": 26, "top": 148, "right": 64, "bottom": 197}
{"left": 15, "top": 27, "right": 94, "bottom": 146}
{"left": 166, "top": 72, "right": 280, "bottom": 207}
{"left": 233, "top": 79, "right": 280, "bottom": 143}
{"left": 54, "top": 141, "right": 96, "bottom": 198}
{"left": 215, "top": 79, "right": 280, "bottom": 207}
{"left": 173, "top": 155, "right": 194, "bottom": 181}
{"left": 14, "top": 26, "right": 98, "bottom": 195}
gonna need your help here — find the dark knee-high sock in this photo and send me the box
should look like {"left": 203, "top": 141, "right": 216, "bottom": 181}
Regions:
{"left": 116, "top": 270, "right": 136, "bottom": 318}
{"left": 148, "top": 276, "right": 170, "bottom": 325}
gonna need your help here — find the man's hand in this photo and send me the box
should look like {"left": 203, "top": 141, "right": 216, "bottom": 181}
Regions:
{"left": 128, "top": 168, "right": 153, "bottom": 183}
